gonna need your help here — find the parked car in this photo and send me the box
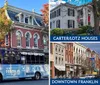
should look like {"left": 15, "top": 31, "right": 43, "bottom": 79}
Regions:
{"left": 85, "top": 75, "right": 95, "bottom": 79}
{"left": 94, "top": 75, "right": 100, "bottom": 79}
{"left": 79, "top": 76, "right": 86, "bottom": 79}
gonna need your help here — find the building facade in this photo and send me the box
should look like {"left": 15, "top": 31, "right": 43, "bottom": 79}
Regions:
{"left": 50, "top": 42, "right": 100, "bottom": 78}
{"left": 50, "top": 43, "right": 65, "bottom": 78}
{"left": 85, "top": 48, "right": 92, "bottom": 75}
{"left": 65, "top": 43, "right": 74, "bottom": 78}
{"left": 2, "top": 2, "right": 49, "bottom": 63}
{"left": 73, "top": 43, "right": 87, "bottom": 77}
{"left": 50, "top": 2, "right": 94, "bottom": 29}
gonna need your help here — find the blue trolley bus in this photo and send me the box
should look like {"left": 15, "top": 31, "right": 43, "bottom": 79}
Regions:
{"left": 0, "top": 48, "right": 49, "bottom": 81}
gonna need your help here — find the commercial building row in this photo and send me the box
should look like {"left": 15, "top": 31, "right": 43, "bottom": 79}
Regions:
{"left": 50, "top": 43, "right": 100, "bottom": 78}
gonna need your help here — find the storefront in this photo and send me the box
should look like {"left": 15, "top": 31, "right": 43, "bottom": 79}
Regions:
{"left": 55, "top": 66, "right": 66, "bottom": 78}
{"left": 66, "top": 65, "right": 74, "bottom": 78}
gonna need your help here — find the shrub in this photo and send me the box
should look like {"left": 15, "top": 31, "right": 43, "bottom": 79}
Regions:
{"left": 79, "top": 25, "right": 90, "bottom": 33}
{"left": 63, "top": 29, "right": 77, "bottom": 35}
{"left": 86, "top": 26, "right": 94, "bottom": 35}
{"left": 51, "top": 28, "right": 63, "bottom": 36}
{"left": 78, "top": 25, "right": 94, "bottom": 35}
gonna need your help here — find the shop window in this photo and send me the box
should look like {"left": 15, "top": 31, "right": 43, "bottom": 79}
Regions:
{"left": 16, "top": 30, "right": 23, "bottom": 47}
{"left": 33, "top": 33, "right": 39, "bottom": 48}
{"left": 25, "top": 32, "right": 31, "bottom": 47}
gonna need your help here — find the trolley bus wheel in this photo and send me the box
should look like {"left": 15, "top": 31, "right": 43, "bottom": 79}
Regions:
{"left": 19, "top": 78, "right": 25, "bottom": 80}
{"left": 0, "top": 74, "right": 3, "bottom": 82}
{"left": 34, "top": 72, "right": 41, "bottom": 80}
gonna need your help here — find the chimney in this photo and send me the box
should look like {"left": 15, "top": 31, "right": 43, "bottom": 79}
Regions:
{"left": 4, "top": 0, "right": 8, "bottom": 6}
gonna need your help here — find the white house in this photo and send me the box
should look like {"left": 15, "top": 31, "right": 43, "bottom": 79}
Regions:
{"left": 50, "top": 2, "right": 94, "bottom": 29}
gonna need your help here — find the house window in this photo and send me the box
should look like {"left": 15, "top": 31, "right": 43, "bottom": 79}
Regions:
{"left": 68, "top": 20, "right": 75, "bottom": 28}
{"left": 55, "top": 45, "right": 57, "bottom": 51}
{"left": 78, "top": 19, "right": 83, "bottom": 26}
{"left": 57, "top": 8, "right": 61, "bottom": 16}
{"left": 55, "top": 57, "right": 57, "bottom": 64}
{"left": 62, "top": 58, "right": 63, "bottom": 64}
{"left": 34, "top": 33, "right": 39, "bottom": 48}
{"left": 56, "top": 20, "right": 60, "bottom": 28}
{"left": 16, "top": 16, "right": 19, "bottom": 22}
{"left": 25, "top": 17, "right": 28, "bottom": 23}
{"left": 53, "top": 21, "right": 55, "bottom": 28}
{"left": 43, "top": 35, "right": 47, "bottom": 45}
{"left": 16, "top": 31, "right": 22, "bottom": 47}
{"left": 68, "top": 8, "right": 75, "bottom": 16}
{"left": 29, "top": 16, "right": 32, "bottom": 24}
{"left": 50, "top": 22, "right": 52, "bottom": 29}
{"left": 59, "top": 58, "right": 60, "bottom": 64}
{"left": 54, "top": 11, "right": 56, "bottom": 17}
{"left": 25, "top": 32, "right": 31, "bottom": 47}
{"left": 21, "top": 14, "right": 24, "bottom": 22}
{"left": 5, "top": 34, "right": 9, "bottom": 46}
{"left": 50, "top": 13, "right": 52, "bottom": 19}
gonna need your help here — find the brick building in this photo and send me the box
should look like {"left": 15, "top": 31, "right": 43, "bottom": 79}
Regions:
{"left": 65, "top": 43, "right": 74, "bottom": 78}
{"left": 1, "top": 1, "right": 49, "bottom": 63}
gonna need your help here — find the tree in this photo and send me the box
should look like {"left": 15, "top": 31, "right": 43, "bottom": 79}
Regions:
{"left": 92, "top": 0, "right": 100, "bottom": 35}
{"left": 0, "top": 5, "right": 12, "bottom": 47}
{"left": 41, "top": 3, "right": 49, "bottom": 44}
{"left": 41, "top": 3, "right": 49, "bottom": 27}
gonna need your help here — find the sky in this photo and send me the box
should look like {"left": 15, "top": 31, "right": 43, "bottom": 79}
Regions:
{"left": 0, "top": 0, "right": 48, "bottom": 14}
{"left": 54, "top": 0, "right": 92, "bottom": 6}
{"left": 81, "top": 43, "right": 100, "bottom": 55}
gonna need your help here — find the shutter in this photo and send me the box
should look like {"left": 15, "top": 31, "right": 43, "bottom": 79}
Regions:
{"left": 73, "top": 20, "right": 75, "bottom": 28}
{"left": 59, "top": 9, "right": 61, "bottom": 16}
{"left": 73, "top": 10, "right": 75, "bottom": 16}
{"left": 68, "top": 8, "right": 70, "bottom": 16}
{"left": 68, "top": 20, "right": 70, "bottom": 28}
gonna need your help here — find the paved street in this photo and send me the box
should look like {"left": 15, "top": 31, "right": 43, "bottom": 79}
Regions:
{"left": 0, "top": 79, "right": 49, "bottom": 85}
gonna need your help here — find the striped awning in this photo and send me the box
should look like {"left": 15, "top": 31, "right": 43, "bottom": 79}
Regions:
{"left": 20, "top": 52, "right": 44, "bottom": 56}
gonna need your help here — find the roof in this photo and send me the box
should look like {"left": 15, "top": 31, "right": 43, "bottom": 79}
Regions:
{"left": 6, "top": 5, "right": 43, "bottom": 27}
{"left": 50, "top": 3, "right": 77, "bottom": 11}
{"left": 50, "top": 2, "right": 92, "bottom": 12}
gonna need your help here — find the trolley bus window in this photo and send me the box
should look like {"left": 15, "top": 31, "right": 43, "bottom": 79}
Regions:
{"left": 3, "top": 51, "right": 17, "bottom": 64}
{"left": 31, "top": 55, "right": 35, "bottom": 64}
{"left": 21, "top": 56, "right": 26, "bottom": 64}
{"left": 25, "top": 55, "right": 45, "bottom": 64}
{"left": 45, "top": 57, "right": 49, "bottom": 64}
{"left": 40, "top": 56, "right": 44, "bottom": 64}
{"left": 36, "top": 56, "right": 39, "bottom": 64}
{"left": 2, "top": 50, "right": 22, "bottom": 64}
